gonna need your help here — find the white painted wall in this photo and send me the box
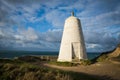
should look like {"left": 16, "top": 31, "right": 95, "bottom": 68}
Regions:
{"left": 58, "top": 16, "right": 87, "bottom": 62}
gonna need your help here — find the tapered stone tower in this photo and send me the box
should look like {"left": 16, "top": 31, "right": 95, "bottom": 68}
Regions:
{"left": 58, "top": 12, "right": 87, "bottom": 62}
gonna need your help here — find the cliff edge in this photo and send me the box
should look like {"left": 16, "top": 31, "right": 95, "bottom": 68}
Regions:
{"left": 108, "top": 44, "right": 120, "bottom": 58}
{"left": 94, "top": 44, "right": 120, "bottom": 62}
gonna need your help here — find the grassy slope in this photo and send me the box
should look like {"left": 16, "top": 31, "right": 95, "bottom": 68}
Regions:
{"left": 0, "top": 58, "right": 102, "bottom": 80}
{"left": 92, "top": 44, "right": 120, "bottom": 62}
{"left": 1, "top": 44, "right": 120, "bottom": 80}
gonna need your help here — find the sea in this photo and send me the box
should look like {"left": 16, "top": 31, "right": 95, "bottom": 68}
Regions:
{"left": 0, "top": 50, "right": 101, "bottom": 59}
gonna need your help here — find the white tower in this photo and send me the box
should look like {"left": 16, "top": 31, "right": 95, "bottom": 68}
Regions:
{"left": 58, "top": 12, "right": 87, "bottom": 62}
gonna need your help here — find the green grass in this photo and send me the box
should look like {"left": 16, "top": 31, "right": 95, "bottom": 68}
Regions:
{"left": 0, "top": 62, "right": 101, "bottom": 80}
{"left": 97, "top": 54, "right": 108, "bottom": 62}
{"left": 0, "top": 58, "right": 25, "bottom": 64}
{"left": 80, "top": 59, "right": 92, "bottom": 65}
{"left": 49, "top": 61, "right": 79, "bottom": 67}
{"left": 0, "top": 57, "right": 106, "bottom": 80}
{"left": 49, "top": 59, "right": 92, "bottom": 67}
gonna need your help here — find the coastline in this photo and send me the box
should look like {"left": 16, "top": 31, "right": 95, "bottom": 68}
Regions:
{"left": 0, "top": 45, "right": 120, "bottom": 80}
{"left": 0, "top": 51, "right": 100, "bottom": 60}
{"left": 0, "top": 55, "right": 120, "bottom": 80}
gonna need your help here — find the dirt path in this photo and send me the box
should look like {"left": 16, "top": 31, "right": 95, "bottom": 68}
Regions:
{"left": 44, "top": 61, "right": 120, "bottom": 80}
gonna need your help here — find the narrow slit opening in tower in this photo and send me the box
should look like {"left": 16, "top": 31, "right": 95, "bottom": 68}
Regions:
{"left": 72, "top": 42, "right": 80, "bottom": 61}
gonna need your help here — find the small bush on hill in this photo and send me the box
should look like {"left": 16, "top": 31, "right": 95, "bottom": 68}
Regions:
{"left": 80, "top": 60, "right": 92, "bottom": 65}
{"left": 97, "top": 54, "right": 108, "bottom": 62}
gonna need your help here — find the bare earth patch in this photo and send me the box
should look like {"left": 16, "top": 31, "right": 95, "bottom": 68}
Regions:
{"left": 44, "top": 61, "right": 120, "bottom": 80}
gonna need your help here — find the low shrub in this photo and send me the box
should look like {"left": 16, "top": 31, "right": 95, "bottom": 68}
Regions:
{"left": 3, "top": 63, "right": 17, "bottom": 71}
{"left": 97, "top": 54, "right": 108, "bottom": 62}
{"left": 80, "top": 60, "right": 92, "bottom": 65}
{"left": 49, "top": 61, "right": 78, "bottom": 67}
{"left": 0, "top": 58, "right": 102, "bottom": 80}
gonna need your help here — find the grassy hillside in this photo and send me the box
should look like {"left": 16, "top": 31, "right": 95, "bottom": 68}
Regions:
{"left": 1, "top": 44, "right": 120, "bottom": 80}
{"left": 93, "top": 44, "right": 120, "bottom": 62}
{"left": 0, "top": 58, "right": 102, "bottom": 80}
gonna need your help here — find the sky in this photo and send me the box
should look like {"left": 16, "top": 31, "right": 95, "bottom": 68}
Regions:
{"left": 0, "top": 0, "right": 120, "bottom": 52}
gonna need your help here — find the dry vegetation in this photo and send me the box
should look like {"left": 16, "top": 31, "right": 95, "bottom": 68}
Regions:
{"left": 0, "top": 58, "right": 101, "bottom": 80}
{"left": 0, "top": 44, "right": 120, "bottom": 80}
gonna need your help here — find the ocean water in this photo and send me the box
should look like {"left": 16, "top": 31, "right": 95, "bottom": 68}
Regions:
{"left": 0, "top": 50, "right": 101, "bottom": 59}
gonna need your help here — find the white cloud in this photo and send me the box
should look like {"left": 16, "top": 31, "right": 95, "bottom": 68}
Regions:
{"left": 58, "top": 0, "right": 85, "bottom": 11}
{"left": 86, "top": 42, "right": 116, "bottom": 52}
{"left": 80, "top": 10, "right": 120, "bottom": 30}
{"left": 0, "top": 22, "right": 6, "bottom": 26}
{"left": 0, "top": 29, "right": 5, "bottom": 38}
{"left": 86, "top": 43, "right": 101, "bottom": 49}
{"left": 0, "top": 0, "right": 120, "bottom": 52}
{"left": 45, "top": 10, "right": 67, "bottom": 28}
{"left": 0, "top": 26, "right": 62, "bottom": 50}
{"left": 41, "top": 29, "right": 62, "bottom": 42}
{"left": 17, "top": 27, "right": 38, "bottom": 41}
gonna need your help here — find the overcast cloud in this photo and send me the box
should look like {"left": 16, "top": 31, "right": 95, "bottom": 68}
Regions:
{"left": 0, "top": 0, "right": 120, "bottom": 52}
